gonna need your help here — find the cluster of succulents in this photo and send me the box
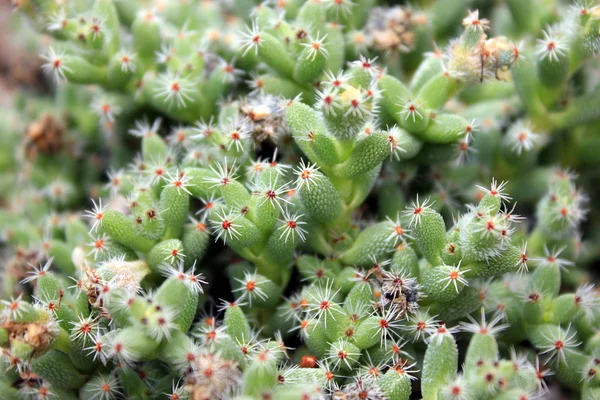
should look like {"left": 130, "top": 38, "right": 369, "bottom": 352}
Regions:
{"left": 1, "top": 0, "right": 600, "bottom": 399}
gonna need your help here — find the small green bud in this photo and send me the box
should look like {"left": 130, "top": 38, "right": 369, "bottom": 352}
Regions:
{"left": 102, "top": 210, "right": 156, "bottom": 253}
{"left": 421, "top": 327, "right": 458, "bottom": 399}
{"left": 379, "top": 366, "right": 413, "bottom": 400}
{"left": 415, "top": 113, "right": 469, "bottom": 144}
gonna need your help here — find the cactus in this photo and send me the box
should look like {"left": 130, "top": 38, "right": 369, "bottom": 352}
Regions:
{"left": 1, "top": 0, "right": 600, "bottom": 399}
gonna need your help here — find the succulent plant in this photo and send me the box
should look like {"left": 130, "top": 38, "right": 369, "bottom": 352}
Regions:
{"left": 1, "top": 0, "right": 600, "bottom": 399}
